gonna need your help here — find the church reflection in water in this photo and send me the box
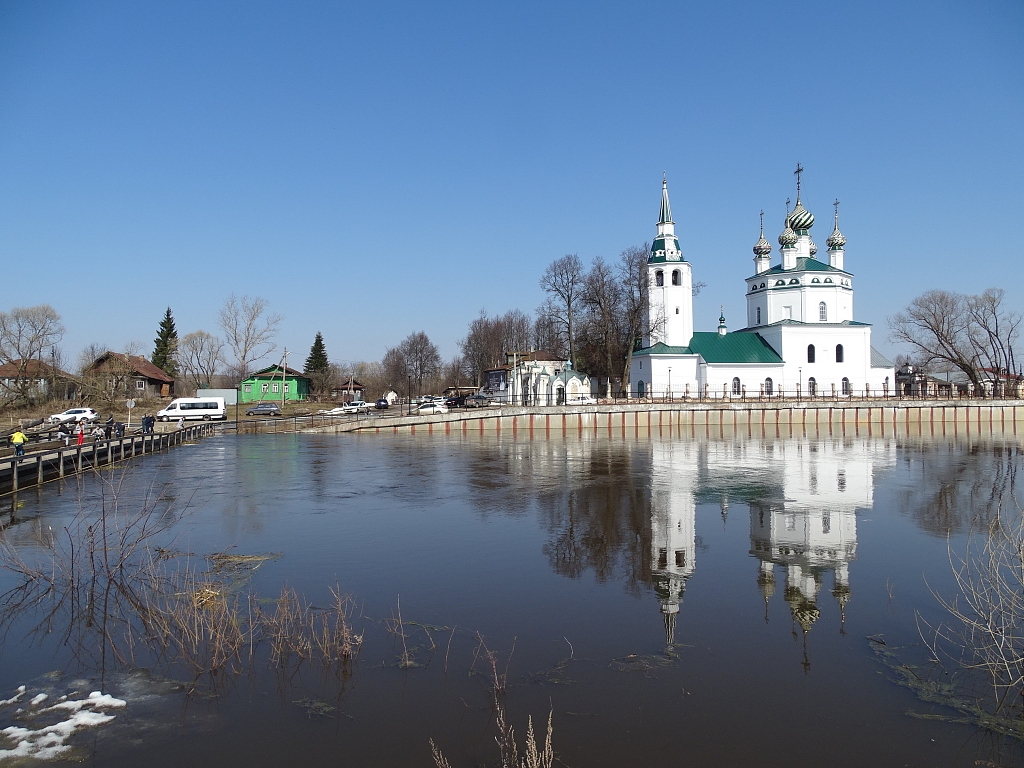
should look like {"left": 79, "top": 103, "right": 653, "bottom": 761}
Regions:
{"left": 647, "top": 437, "right": 895, "bottom": 659}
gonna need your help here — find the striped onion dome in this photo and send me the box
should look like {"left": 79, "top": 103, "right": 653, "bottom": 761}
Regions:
{"left": 778, "top": 218, "right": 798, "bottom": 248}
{"left": 753, "top": 224, "right": 772, "bottom": 257}
{"left": 827, "top": 216, "right": 846, "bottom": 250}
{"left": 809, "top": 239, "right": 818, "bottom": 257}
{"left": 788, "top": 197, "right": 814, "bottom": 231}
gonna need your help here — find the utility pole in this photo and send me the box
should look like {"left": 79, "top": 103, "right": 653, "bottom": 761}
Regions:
{"left": 281, "top": 348, "right": 288, "bottom": 411}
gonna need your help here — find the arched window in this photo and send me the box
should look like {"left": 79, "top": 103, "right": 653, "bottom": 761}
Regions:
{"left": 675, "top": 307, "right": 679, "bottom": 314}
{"left": 842, "top": 377, "right": 851, "bottom": 395}
{"left": 764, "top": 377, "right": 773, "bottom": 395}
{"left": 807, "top": 344, "right": 816, "bottom": 363}
{"left": 672, "top": 270, "right": 681, "bottom": 286}
{"left": 732, "top": 377, "right": 741, "bottom": 395}
{"left": 819, "top": 302, "right": 828, "bottom": 321}
{"left": 637, "top": 380, "right": 646, "bottom": 397}
{"left": 655, "top": 271, "right": 664, "bottom": 287}
{"left": 836, "top": 344, "right": 844, "bottom": 363}
{"left": 808, "top": 377, "right": 817, "bottom": 395}
{"left": 756, "top": 307, "right": 761, "bottom": 324}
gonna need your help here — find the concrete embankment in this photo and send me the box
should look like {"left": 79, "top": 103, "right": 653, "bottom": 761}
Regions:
{"left": 301, "top": 400, "right": 1024, "bottom": 439}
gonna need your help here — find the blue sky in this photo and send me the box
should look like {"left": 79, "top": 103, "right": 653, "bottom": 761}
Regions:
{"left": 1, "top": 0, "right": 1021, "bottom": 367}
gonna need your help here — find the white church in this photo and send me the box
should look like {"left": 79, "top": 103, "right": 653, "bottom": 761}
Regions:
{"left": 630, "top": 168, "right": 894, "bottom": 399}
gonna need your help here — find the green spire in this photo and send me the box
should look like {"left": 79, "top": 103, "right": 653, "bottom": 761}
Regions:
{"left": 659, "top": 173, "right": 673, "bottom": 224}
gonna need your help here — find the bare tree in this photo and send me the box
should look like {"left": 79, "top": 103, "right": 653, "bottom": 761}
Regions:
{"left": 580, "top": 256, "right": 624, "bottom": 387}
{"left": 617, "top": 244, "right": 650, "bottom": 396}
{"left": 500, "top": 309, "right": 532, "bottom": 356}
{"left": 532, "top": 304, "right": 566, "bottom": 359}
{"left": 177, "top": 331, "right": 225, "bottom": 394}
{"left": 441, "top": 355, "right": 469, "bottom": 390}
{"left": 889, "top": 289, "right": 1021, "bottom": 393}
{"left": 539, "top": 254, "right": 584, "bottom": 368}
{"left": 460, "top": 309, "right": 535, "bottom": 385}
{"left": 0, "top": 305, "right": 66, "bottom": 404}
{"left": 218, "top": 294, "right": 282, "bottom": 380}
{"left": 382, "top": 346, "right": 409, "bottom": 397}
{"left": 77, "top": 343, "right": 107, "bottom": 376}
{"left": 399, "top": 331, "right": 441, "bottom": 397}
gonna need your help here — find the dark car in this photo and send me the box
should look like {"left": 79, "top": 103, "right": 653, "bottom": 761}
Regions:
{"left": 375, "top": 398, "right": 389, "bottom": 410}
{"left": 246, "top": 403, "right": 282, "bottom": 417}
{"left": 445, "top": 395, "right": 465, "bottom": 408}
{"left": 464, "top": 394, "right": 491, "bottom": 408}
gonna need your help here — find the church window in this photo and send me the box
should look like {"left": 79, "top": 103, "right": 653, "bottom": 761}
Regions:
{"left": 756, "top": 307, "right": 761, "bottom": 324}
{"left": 811, "top": 278, "right": 820, "bottom": 283}
{"left": 731, "top": 377, "right": 741, "bottom": 395}
{"left": 822, "top": 513, "right": 831, "bottom": 534}
{"left": 842, "top": 377, "right": 851, "bottom": 395}
{"left": 760, "top": 282, "right": 766, "bottom": 288}
{"left": 819, "top": 302, "right": 828, "bottom": 321}
{"left": 637, "top": 380, "right": 646, "bottom": 397}
{"left": 764, "top": 377, "right": 773, "bottom": 395}
{"left": 808, "top": 377, "right": 817, "bottom": 395}
{"left": 672, "top": 270, "right": 681, "bottom": 286}
{"left": 655, "top": 270, "right": 664, "bottom": 286}
{"left": 675, "top": 307, "right": 679, "bottom": 314}
{"left": 775, "top": 280, "right": 784, "bottom": 286}
{"left": 675, "top": 550, "right": 686, "bottom": 568}
{"left": 750, "top": 284, "right": 756, "bottom": 292}
{"left": 789, "top": 279, "right": 799, "bottom": 285}
{"left": 807, "top": 344, "right": 815, "bottom": 363}
{"left": 836, "top": 344, "right": 844, "bottom": 363}
{"left": 824, "top": 277, "right": 833, "bottom": 283}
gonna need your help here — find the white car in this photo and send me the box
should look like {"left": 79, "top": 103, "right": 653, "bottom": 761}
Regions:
{"left": 48, "top": 407, "right": 99, "bottom": 424}
{"left": 416, "top": 402, "right": 449, "bottom": 415}
{"left": 342, "top": 401, "right": 371, "bottom": 414}
{"left": 566, "top": 395, "right": 597, "bottom": 405}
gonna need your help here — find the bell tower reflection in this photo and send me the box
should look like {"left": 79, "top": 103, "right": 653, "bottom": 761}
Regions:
{"left": 650, "top": 441, "right": 697, "bottom": 648}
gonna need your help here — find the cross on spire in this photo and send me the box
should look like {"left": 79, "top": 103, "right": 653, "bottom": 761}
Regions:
{"left": 794, "top": 163, "right": 804, "bottom": 201}
{"left": 833, "top": 198, "right": 840, "bottom": 222}
{"left": 759, "top": 209, "right": 764, "bottom": 234}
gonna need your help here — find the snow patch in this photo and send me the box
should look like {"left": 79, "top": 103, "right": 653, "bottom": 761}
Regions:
{"left": 0, "top": 689, "right": 125, "bottom": 761}
{"left": 0, "top": 688, "right": 26, "bottom": 707}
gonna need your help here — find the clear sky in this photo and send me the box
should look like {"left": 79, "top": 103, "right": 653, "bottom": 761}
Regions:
{"left": 1, "top": 0, "right": 1021, "bottom": 368}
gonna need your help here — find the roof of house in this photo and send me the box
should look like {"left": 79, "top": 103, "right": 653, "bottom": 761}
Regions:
{"left": 0, "top": 359, "right": 71, "bottom": 378}
{"left": 91, "top": 352, "right": 175, "bottom": 383}
{"left": 333, "top": 377, "right": 365, "bottom": 389}
{"left": 247, "top": 364, "right": 310, "bottom": 380}
{"left": 633, "top": 332, "right": 784, "bottom": 364}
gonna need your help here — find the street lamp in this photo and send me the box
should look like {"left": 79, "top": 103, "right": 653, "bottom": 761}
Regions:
{"left": 407, "top": 375, "right": 412, "bottom": 416}
{"left": 668, "top": 367, "right": 672, "bottom": 402}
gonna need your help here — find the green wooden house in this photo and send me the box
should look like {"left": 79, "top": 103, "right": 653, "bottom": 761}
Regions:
{"left": 239, "top": 364, "right": 311, "bottom": 403}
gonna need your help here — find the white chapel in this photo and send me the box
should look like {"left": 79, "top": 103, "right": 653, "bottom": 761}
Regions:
{"left": 630, "top": 168, "right": 894, "bottom": 398}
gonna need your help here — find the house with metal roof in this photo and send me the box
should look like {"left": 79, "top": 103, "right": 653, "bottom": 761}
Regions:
{"left": 630, "top": 169, "right": 895, "bottom": 398}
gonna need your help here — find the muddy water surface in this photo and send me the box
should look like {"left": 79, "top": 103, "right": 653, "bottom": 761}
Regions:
{"left": 0, "top": 430, "right": 1022, "bottom": 767}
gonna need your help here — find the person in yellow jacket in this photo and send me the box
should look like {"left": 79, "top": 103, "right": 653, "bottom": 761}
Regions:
{"left": 10, "top": 428, "right": 27, "bottom": 458}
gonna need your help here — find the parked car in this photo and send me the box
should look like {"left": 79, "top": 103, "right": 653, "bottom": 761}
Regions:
{"left": 342, "top": 401, "right": 371, "bottom": 414}
{"left": 415, "top": 402, "right": 449, "bottom": 415}
{"left": 48, "top": 408, "right": 99, "bottom": 424}
{"left": 375, "top": 398, "right": 389, "bottom": 410}
{"left": 566, "top": 395, "right": 598, "bottom": 405}
{"left": 445, "top": 395, "right": 465, "bottom": 408}
{"left": 245, "top": 403, "right": 282, "bottom": 417}
{"left": 464, "top": 394, "right": 491, "bottom": 408}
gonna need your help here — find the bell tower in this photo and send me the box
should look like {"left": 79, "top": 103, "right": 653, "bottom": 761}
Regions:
{"left": 645, "top": 175, "right": 693, "bottom": 347}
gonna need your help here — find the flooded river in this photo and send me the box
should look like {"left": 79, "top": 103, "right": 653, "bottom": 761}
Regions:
{"left": 0, "top": 429, "right": 1022, "bottom": 766}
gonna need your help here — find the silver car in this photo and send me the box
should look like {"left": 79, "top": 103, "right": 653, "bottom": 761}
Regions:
{"left": 48, "top": 408, "right": 99, "bottom": 424}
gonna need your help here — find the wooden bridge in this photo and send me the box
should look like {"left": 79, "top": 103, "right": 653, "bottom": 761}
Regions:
{"left": 0, "top": 423, "right": 216, "bottom": 496}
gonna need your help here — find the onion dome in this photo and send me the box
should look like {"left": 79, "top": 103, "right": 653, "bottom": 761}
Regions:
{"left": 753, "top": 210, "right": 772, "bottom": 257}
{"left": 779, "top": 217, "right": 797, "bottom": 248}
{"left": 827, "top": 203, "right": 846, "bottom": 250}
{"left": 809, "top": 239, "right": 818, "bottom": 257}
{"left": 789, "top": 197, "right": 814, "bottom": 231}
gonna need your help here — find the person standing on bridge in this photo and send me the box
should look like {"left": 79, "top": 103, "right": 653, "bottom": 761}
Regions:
{"left": 10, "top": 428, "right": 26, "bottom": 458}
{"left": 75, "top": 422, "right": 85, "bottom": 446}
{"left": 176, "top": 416, "right": 184, "bottom": 431}
{"left": 105, "top": 414, "right": 114, "bottom": 440}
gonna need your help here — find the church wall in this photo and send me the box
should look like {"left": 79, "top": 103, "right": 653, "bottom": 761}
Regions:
{"left": 699, "top": 362, "right": 786, "bottom": 398}
{"left": 630, "top": 354, "right": 700, "bottom": 397}
{"left": 755, "top": 324, "right": 890, "bottom": 394}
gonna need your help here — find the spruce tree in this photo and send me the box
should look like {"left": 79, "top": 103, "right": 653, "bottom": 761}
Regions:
{"left": 304, "top": 331, "right": 329, "bottom": 375}
{"left": 152, "top": 307, "right": 179, "bottom": 377}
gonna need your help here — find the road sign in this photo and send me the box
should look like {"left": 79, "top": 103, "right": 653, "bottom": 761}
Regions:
{"left": 126, "top": 399, "right": 136, "bottom": 409}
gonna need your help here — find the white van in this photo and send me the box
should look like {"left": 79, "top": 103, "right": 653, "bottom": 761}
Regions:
{"left": 157, "top": 397, "right": 227, "bottom": 422}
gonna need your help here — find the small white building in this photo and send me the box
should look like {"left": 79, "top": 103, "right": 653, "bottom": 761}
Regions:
{"left": 630, "top": 170, "right": 894, "bottom": 398}
{"left": 495, "top": 351, "right": 592, "bottom": 406}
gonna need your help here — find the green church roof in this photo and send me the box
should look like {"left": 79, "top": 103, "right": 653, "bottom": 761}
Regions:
{"left": 633, "top": 332, "right": 784, "bottom": 364}
{"left": 751, "top": 257, "right": 850, "bottom": 279}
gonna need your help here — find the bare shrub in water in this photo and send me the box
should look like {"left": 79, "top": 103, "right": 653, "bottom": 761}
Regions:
{"left": 0, "top": 475, "right": 361, "bottom": 690}
{"left": 919, "top": 498, "right": 1024, "bottom": 735}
